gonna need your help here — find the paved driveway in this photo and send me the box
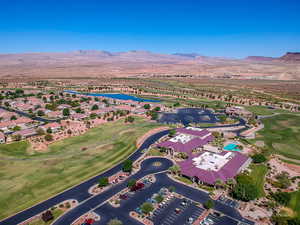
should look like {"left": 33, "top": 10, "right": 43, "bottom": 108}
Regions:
{"left": 55, "top": 171, "right": 254, "bottom": 225}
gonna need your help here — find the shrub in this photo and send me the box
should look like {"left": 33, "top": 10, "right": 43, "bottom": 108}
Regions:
{"left": 252, "top": 153, "right": 267, "bottom": 163}
{"left": 154, "top": 194, "right": 164, "bottom": 203}
{"left": 203, "top": 199, "right": 214, "bottom": 209}
{"left": 127, "top": 179, "right": 136, "bottom": 188}
{"left": 141, "top": 202, "right": 154, "bottom": 214}
{"left": 122, "top": 160, "right": 133, "bottom": 173}
{"left": 231, "top": 174, "right": 259, "bottom": 201}
{"left": 45, "top": 134, "right": 53, "bottom": 141}
{"left": 107, "top": 218, "right": 123, "bottom": 225}
{"left": 270, "top": 191, "right": 291, "bottom": 206}
{"left": 98, "top": 177, "right": 109, "bottom": 187}
{"left": 168, "top": 129, "right": 176, "bottom": 137}
{"left": 143, "top": 104, "right": 151, "bottom": 109}
{"left": 63, "top": 108, "right": 70, "bottom": 116}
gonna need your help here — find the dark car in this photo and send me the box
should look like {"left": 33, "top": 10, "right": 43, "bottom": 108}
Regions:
{"left": 120, "top": 194, "right": 128, "bottom": 200}
{"left": 130, "top": 182, "right": 145, "bottom": 191}
{"left": 175, "top": 208, "right": 181, "bottom": 214}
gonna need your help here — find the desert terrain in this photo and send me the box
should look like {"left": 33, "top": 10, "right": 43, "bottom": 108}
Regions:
{"left": 0, "top": 50, "right": 299, "bottom": 80}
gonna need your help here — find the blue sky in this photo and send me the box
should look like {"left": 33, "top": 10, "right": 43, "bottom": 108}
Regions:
{"left": 1, "top": 0, "right": 300, "bottom": 58}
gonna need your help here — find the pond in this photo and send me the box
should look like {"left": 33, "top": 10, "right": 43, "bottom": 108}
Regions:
{"left": 64, "top": 90, "right": 160, "bottom": 102}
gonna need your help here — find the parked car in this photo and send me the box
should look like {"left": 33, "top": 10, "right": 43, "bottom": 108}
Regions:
{"left": 174, "top": 208, "right": 181, "bottom": 214}
{"left": 119, "top": 194, "right": 128, "bottom": 200}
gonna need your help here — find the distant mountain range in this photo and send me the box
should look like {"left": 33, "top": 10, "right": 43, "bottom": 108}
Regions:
{"left": 0, "top": 50, "right": 299, "bottom": 80}
{"left": 245, "top": 52, "right": 300, "bottom": 62}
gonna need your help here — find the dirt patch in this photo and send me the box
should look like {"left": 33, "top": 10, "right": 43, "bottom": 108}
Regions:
{"left": 284, "top": 163, "right": 300, "bottom": 174}
{"left": 136, "top": 126, "right": 169, "bottom": 148}
{"left": 255, "top": 141, "right": 265, "bottom": 147}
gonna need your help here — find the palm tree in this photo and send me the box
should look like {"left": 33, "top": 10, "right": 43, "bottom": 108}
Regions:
{"left": 169, "top": 165, "right": 181, "bottom": 175}
{"left": 226, "top": 178, "right": 235, "bottom": 190}
{"left": 215, "top": 179, "right": 224, "bottom": 189}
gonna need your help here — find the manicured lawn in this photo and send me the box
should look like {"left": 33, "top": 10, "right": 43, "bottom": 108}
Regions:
{"left": 147, "top": 148, "right": 165, "bottom": 156}
{"left": 245, "top": 105, "right": 291, "bottom": 116}
{"left": 176, "top": 176, "right": 193, "bottom": 185}
{"left": 249, "top": 164, "right": 268, "bottom": 197}
{"left": 256, "top": 114, "right": 300, "bottom": 161}
{"left": 288, "top": 191, "right": 300, "bottom": 218}
{"left": 281, "top": 159, "right": 300, "bottom": 166}
{"left": 0, "top": 117, "right": 163, "bottom": 219}
{"left": 0, "top": 141, "right": 30, "bottom": 157}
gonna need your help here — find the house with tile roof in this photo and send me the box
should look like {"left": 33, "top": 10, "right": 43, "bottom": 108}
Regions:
{"left": 41, "top": 122, "right": 62, "bottom": 133}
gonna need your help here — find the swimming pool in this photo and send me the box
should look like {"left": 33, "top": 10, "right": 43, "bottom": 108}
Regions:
{"left": 223, "top": 143, "right": 240, "bottom": 151}
{"left": 64, "top": 90, "right": 160, "bottom": 102}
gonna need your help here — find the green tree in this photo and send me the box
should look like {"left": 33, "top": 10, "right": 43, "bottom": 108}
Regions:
{"left": 168, "top": 129, "right": 176, "bottom": 137}
{"left": 169, "top": 165, "right": 181, "bottom": 175}
{"left": 125, "top": 116, "right": 135, "bottom": 123}
{"left": 154, "top": 194, "right": 164, "bottom": 203}
{"left": 98, "top": 177, "right": 109, "bottom": 187}
{"left": 203, "top": 199, "right": 214, "bottom": 209}
{"left": 173, "top": 102, "right": 180, "bottom": 107}
{"left": 92, "top": 104, "right": 99, "bottom": 110}
{"left": 107, "top": 218, "right": 123, "bottom": 225}
{"left": 143, "top": 104, "right": 151, "bottom": 110}
{"left": 141, "top": 202, "right": 154, "bottom": 214}
{"left": 90, "top": 113, "right": 97, "bottom": 119}
{"left": 63, "top": 108, "right": 70, "bottom": 117}
{"left": 231, "top": 182, "right": 259, "bottom": 201}
{"left": 154, "top": 106, "right": 161, "bottom": 112}
{"left": 122, "top": 160, "right": 133, "bottom": 173}
{"left": 46, "top": 127, "right": 52, "bottom": 134}
{"left": 45, "top": 134, "right": 53, "bottom": 141}
{"left": 10, "top": 115, "right": 17, "bottom": 120}
{"left": 37, "top": 110, "right": 45, "bottom": 117}
{"left": 252, "top": 153, "right": 267, "bottom": 163}
{"left": 12, "top": 126, "right": 21, "bottom": 131}
{"left": 15, "top": 88, "right": 24, "bottom": 95}
{"left": 127, "top": 179, "right": 137, "bottom": 188}
{"left": 215, "top": 179, "right": 224, "bottom": 189}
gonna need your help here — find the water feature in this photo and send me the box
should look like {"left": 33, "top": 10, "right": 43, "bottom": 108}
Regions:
{"left": 64, "top": 90, "right": 160, "bottom": 102}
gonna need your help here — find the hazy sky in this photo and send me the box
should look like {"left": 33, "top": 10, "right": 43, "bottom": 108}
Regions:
{"left": 1, "top": 0, "right": 300, "bottom": 58}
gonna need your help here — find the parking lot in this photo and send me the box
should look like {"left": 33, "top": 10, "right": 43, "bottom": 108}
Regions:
{"left": 201, "top": 213, "right": 238, "bottom": 225}
{"left": 150, "top": 197, "right": 205, "bottom": 225}
{"left": 158, "top": 108, "right": 218, "bottom": 126}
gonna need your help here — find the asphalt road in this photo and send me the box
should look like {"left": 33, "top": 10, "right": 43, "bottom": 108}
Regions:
{"left": 0, "top": 114, "right": 254, "bottom": 225}
{"left": 66, "top": 172, "right": 254, "bottom": 225}
{"left": 0, "top": 130, "right": 169, "bottom": 225}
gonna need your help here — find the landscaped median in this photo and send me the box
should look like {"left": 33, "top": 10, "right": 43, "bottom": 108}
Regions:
{"left": 19, "top": 199, "right": 78, "bottom": 225}
{"left": 0, "top": 117, "right": 165, "bottom": 220}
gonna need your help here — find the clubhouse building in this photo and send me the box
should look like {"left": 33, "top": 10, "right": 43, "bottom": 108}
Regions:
{"left": 157, "top": 127, "right": 214, "bottom": 155}
{"left": 157, "top": 127, "right": 251, "bottom": 185}
{"left": 178, "top": 151, "right": 251, "bottom": 185}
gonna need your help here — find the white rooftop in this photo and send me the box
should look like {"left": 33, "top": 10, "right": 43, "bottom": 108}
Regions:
{"left": 192, "top": 152, "right": 234, "bottom": 171}
{"left": 186, "top": 127, "right": 203, "bottom": 131}
{"left": 169, "top": 133, "right": 194, "bottom": 144}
